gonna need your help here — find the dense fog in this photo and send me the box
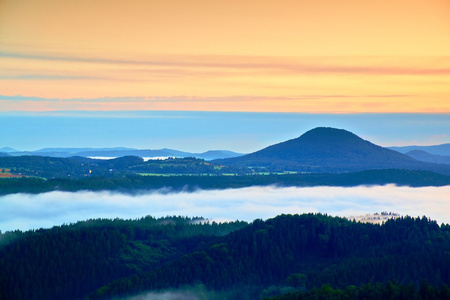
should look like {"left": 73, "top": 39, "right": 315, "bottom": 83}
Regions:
{"left": 1, "top": 185, "right": 449, "bottom": 232}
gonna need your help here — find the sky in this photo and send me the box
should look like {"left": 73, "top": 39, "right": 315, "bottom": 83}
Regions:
{"left": 1, "top": 112, "right": 449, "bottom": 152}
{"left": 1, "top": 0, "right": 450, "bottom": 113}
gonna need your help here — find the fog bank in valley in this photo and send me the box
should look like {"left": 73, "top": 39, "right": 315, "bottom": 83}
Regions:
{"left": 1, "top": 185, "right": 450, "bottom": 232}
{"left": 121, "top": 285, "right": 227, "bottom": 300}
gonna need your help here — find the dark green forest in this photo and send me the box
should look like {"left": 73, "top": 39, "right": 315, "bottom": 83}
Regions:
{"left": 1, "top": 214, "right": 449, "bottom": 300}
{"left": 0, "top": 216, "right": 247, "bottom": 300}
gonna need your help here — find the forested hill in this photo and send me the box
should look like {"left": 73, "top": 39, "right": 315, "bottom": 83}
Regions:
{"left": 0, "top": 216, "right": 248, "bottom": 300}
{"left": 92, "top": 214, "right": 450, "bottom": 299}
{"left": 1, "top": 214, "right": 449, "bottom": 300}
{"left": 214, "top": 127, "right": 450, "bottom": 175}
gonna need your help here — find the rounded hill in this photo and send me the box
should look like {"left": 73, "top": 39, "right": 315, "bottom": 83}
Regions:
{"left": 214, "top": 127, "right": 448, "bottom": 173}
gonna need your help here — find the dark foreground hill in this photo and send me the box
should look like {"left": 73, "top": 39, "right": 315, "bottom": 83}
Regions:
{"left": 214, "top": 127, "right": 450, "bottom": 175}
{"left": 1, "top": 214, "right": 449, "bottom": 300}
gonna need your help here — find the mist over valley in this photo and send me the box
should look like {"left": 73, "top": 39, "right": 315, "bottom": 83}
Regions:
{"left": 1, "top": 185, "right": 450, "bottom": 232}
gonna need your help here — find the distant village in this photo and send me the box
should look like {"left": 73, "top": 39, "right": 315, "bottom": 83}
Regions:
{"left": 348, "top": 212, "right": 401, "bottom": 224}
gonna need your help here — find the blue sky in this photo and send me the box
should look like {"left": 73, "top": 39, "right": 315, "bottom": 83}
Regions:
{"left": 1, "top": 111, "right": 449, "bottom": 153}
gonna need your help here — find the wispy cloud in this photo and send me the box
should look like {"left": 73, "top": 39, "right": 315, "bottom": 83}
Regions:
{"left": 0, "top": 94, "right": 415, "bottom": 113}
{"left": 1, "top": 49, "right": 448, "bottom": 113}
{"left": 2, "top": 50, "right": 450, "bottom": 76}
{"left": 0, "top": 74, "right": 102, "bottom": 81}
{"left": 1, "top": 185, "right": 449, "bottom": 232}
{"left": 0, "top": 94, "right": 411, "bottom": 103}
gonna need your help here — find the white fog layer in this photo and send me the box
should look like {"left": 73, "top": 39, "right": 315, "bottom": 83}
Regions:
{"left": 1, "top": 185, "right": 450, "bottom": 231}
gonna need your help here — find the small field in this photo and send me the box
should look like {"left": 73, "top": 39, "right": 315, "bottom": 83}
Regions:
{"left": 0, "top": 168, "right": 24, "bottom": 178}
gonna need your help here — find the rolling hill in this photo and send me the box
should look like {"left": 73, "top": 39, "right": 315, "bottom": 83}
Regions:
{"left": 214, "top": 127, "right": 450, "bottom": 174}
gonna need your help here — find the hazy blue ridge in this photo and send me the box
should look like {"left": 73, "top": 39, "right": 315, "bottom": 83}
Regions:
{"left": 0, "top": 147, "right": 17, "bottom": 153}
{"left": 4, "top": 147, "right": 244, "bottom": 160}
{"left": 404, "top": 150, "right": 450, "bottom": 165}
{"left": 389, "top": 143, "right": 450, "bottom": 156}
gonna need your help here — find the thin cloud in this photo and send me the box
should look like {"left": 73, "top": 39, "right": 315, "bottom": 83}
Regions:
{"left": 0, "top": 94, "right": 411, "bottom": 105}
{"left": 0, "top": 74, "right": 103, "bottom": 81}
{"left": 1, "top": 185, "right": 450, "bottom": 232}
{"left": 2, "top": 50, "right": 450, "bottom": 76}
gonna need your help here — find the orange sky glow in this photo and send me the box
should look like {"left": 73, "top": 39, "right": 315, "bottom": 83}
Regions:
{"left": 1, "top": 0, "right": 450, "bottom": 113}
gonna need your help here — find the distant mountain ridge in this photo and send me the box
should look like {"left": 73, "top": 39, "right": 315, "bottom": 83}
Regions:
{"left": 3, "top": 147, "right": 244, "bottom": 161}
{"left": 34, "top": 147, "right": 134, "bottom": 153}
{"left": 389, "top": 143, "right": 450, "bottom": 156}
{"left": 214, "top": 127, "right": 450, "bottom": 175}
{"left": 404, "top": 150, "right": 450, "bottom": 165}
{"left": 0, "top": 147, "right": 17, "bottom": 153}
